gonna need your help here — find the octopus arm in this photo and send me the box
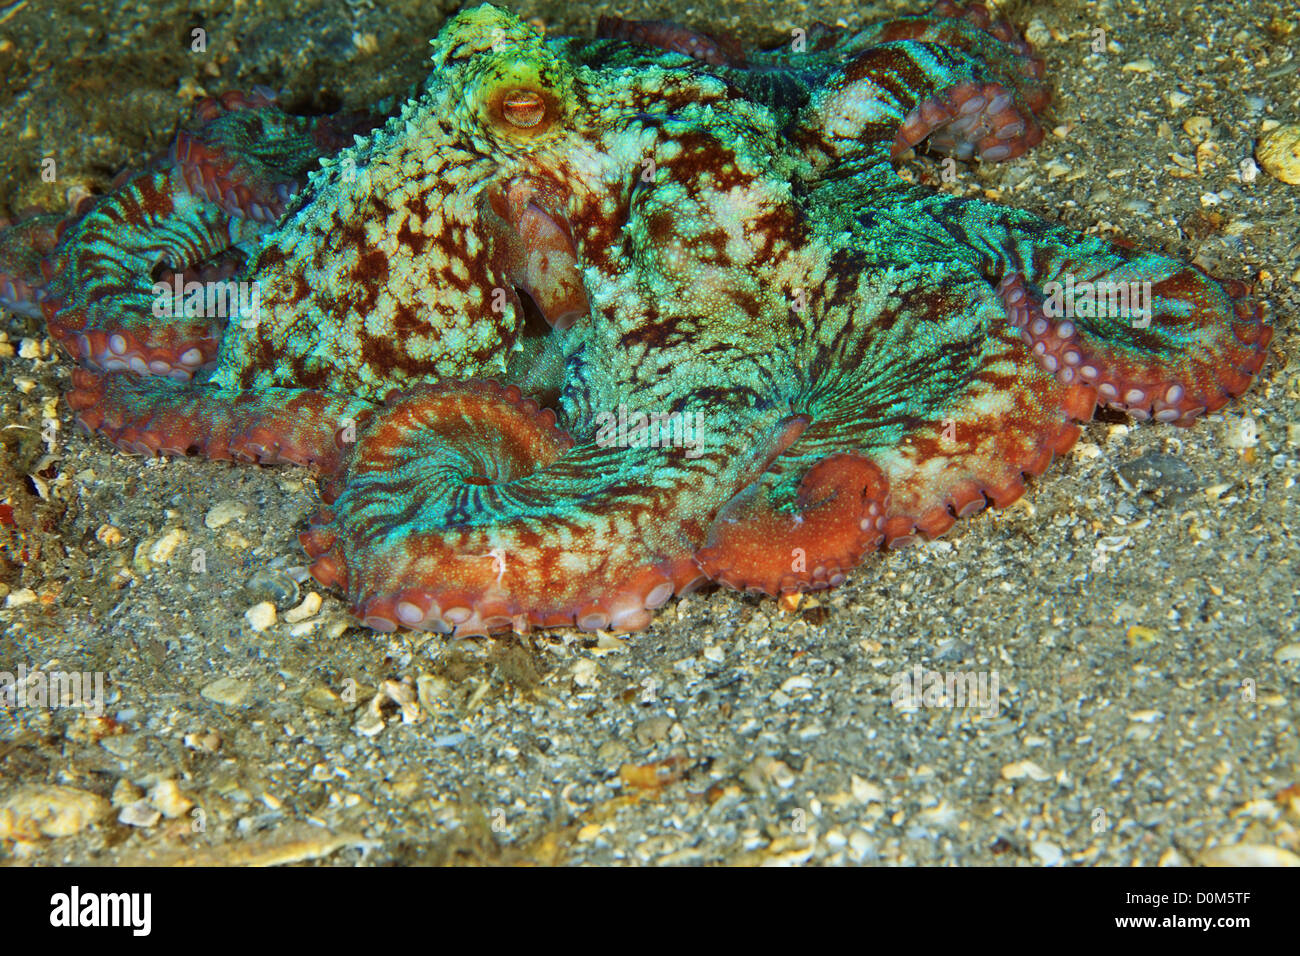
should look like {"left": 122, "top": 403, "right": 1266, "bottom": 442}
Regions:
{"left": 802, "top": 1, "right": 1048, "bottom": 163}
{"left": 701, "top": 259, "right": 1084, "bottom": 587}
{"left": 300, "top": 381, "right": 819, "bottom": 635}
{"left": 66, "top": 370, "right": 374, "bottom": 473}
{"left": 895, "top": 192, "right": 1273, "bottom": 423}
{"left": 4, "top": 94, "right": 361, "bottom": 384}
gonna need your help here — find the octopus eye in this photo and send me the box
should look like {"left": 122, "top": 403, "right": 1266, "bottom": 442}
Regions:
{"left": 500, "top": 88, "right": 547, "bottom": 128}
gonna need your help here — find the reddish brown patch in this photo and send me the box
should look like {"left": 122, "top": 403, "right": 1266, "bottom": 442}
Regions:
{"left": 392, "top": 301, "right": 437, "bottom": 338}
{"left": 693, "top": 227, "right": 731, "bottom": 265}
{"left": 642, "top": 209, "right": 677, "bottom": 248}
{"left": 338, "top": 220, "right": 367, "bottom": 251}
{"left": 395, "top": 218, "right": 429, "bottom": 255}
{"left": 671, "top": 131, "right": 752, "bottom": 194}
{"left": 273, "top": 274, "right": 307, "bottom": 311}
{"left": 252, "top": 329, "right": 279, "bottom": 373}
{"left": 748, "top": 207, "right": 801, "bottom": 265}
{"left": 354, "top": 249, "right": 389, "bottom": 282}
{"left": 360, "top": 333, "right": 426, "bottom": 379}
{"left": 257, "top": 243, "right": 290, "bottom": 272}
{"left": 288, "top": 356, "right": 330, "bottom": 391}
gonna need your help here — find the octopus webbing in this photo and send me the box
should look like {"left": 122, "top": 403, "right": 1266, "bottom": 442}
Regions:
{"left": 0, "top": 2, "right": 1272, "bottom": 636}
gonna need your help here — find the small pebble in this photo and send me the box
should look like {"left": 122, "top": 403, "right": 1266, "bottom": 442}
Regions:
{"left": 1274, "top": 644, "right": 1300, "bottom": 664}
{"left": 851, "top": 774, "right": 885, "bottom": 804}
{"left": 354, "top": 702, "right": 386, "bottom": 737}
{"left": 1127, "top": 625, "right": 1161, "bottom": 647}
{"left": 245, "top": 601, "right": 277, "bottom": 632}
{"left": 381, "top": 679, "right": 420, "bottom": 723}
{"left": 150, "top": 780, "right": 193, "bottom": 819}
{"left": 205, "top": 499, "right": 250, "bottom": 529}
{"left": 847, "top": 830, "right": 874, "bottom": 862}
{"left": 1116, "top": 452, "right": 1199, "bottom": 495}
{"left": 767, "top": 760, "right": 796, "bottom": 789}
{"left": 4, "top": 588, "right": 37, "bottom": 608}
{"left": 779, "top": 675, "right": 813, "bottom": 694}
{"left": 1001, "top": 760, "right": 1051, "bottom": 782}
{"left": 245, "top": 569, "right": 299, "bottom": 609}
{"left": 201, "top": 676, "right": 251, "bottom": 708}
{"left": 1023, "top": 18, "right": 1050, "bottom": 47}
{"left": 284, "top": 591, "right": 322, "bottom": 624}
{"left": 1256, "top": 123, "right": 1300, "bottom": 184}
{"left": 1031, "top": 840, "right": 1064, "bottom": 866}
{"left": 1128, "top": 709, "right": 1163, "bottom": 723}
{"left": 634, "top": 716, "right": 672, "bottom": 745}
{"left": 95, "top": 524, "right": 124, "bottom": 547}
{"left": 183, "top": 730, "right": 221, "bottom": 753}
{"left": 1202, "top": 844, "right": 1300, "bottom": 867}
{"left": 304, "top": 686, "right": 344, "bottom": 712}
{"left": 148, "top": 528, "right": 187, "bottom": 565}
{"left": 0, "top": 785, "right": 111, "bottom": 840}
{"left": 111, "top": 779, "right": 142, "bottom": 808}
{"left": 416, "top": 674, "right": 452, "bottom": 712}
{"left": 1225, "top": 416, "right": 1259, "bottom": 449}
{"left": 101, "top": 734, "right": 140, "bottom": 758}
{"left": 118, "top": 799, "right": 161, "bottom": 828}
{"left": 571, "top": 659, "right": 600, "bottom": 688}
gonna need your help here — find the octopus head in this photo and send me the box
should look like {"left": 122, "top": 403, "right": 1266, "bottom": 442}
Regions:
{"left": 424, "top": 4, "right": 596, "bottom": 331}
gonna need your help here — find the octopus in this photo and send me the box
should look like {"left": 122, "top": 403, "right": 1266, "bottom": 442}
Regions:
{"left": 0, "top": 2, "right": 1272, "bottom": 636}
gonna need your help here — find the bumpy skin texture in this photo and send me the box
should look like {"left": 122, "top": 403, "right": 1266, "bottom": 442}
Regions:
{"left": 0, "top": 2, "right": 1272, "bottom": 635}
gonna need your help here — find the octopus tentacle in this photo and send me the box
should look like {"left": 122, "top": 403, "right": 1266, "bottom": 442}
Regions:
{"left": 822, "top": 170, "right": 1272, "bottom": 431}
{"left": 16, "top": 93, "right": 355, "bottom": 382}
{"left": 850, "top": 1, "right": 1046, "bottom": 93}
{"left": 39, "top": 168, "right": 266, "bottom": 380}
{"left": 805, "top": 42, "right": 1046, "bottom": 164}
{"left": 886, "top": 190, "right": 1273, "bottom": 423}
{"left": 786, "top": 260, "right": 1087, "bottom": 547}
{"left": 301, "top": 382, "right": 800, "bottom": 634}
{"left": 996, "top": 268, "right": 1270, "bottom": 425}
{"left": 696, "top": 452, "right": 889, "bottom": 595}
{"left": 893, "top": 76, "right": 1045, "bottom": 163}
{"left": 595, "top": 15, "right": 743, "bottom": 67}
{"left": 66, "top": 369, "right": 372, "bottom": 470}
{"left": 173, "top": 91, "right": 371, "bottom": 223}
{"left": 174, "top": 107, "right": 308, "bottom": 223}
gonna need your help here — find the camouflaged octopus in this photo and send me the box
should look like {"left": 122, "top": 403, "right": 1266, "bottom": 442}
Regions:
{"left": 0, "top": 3, "right": 1272, "bottom": 635}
